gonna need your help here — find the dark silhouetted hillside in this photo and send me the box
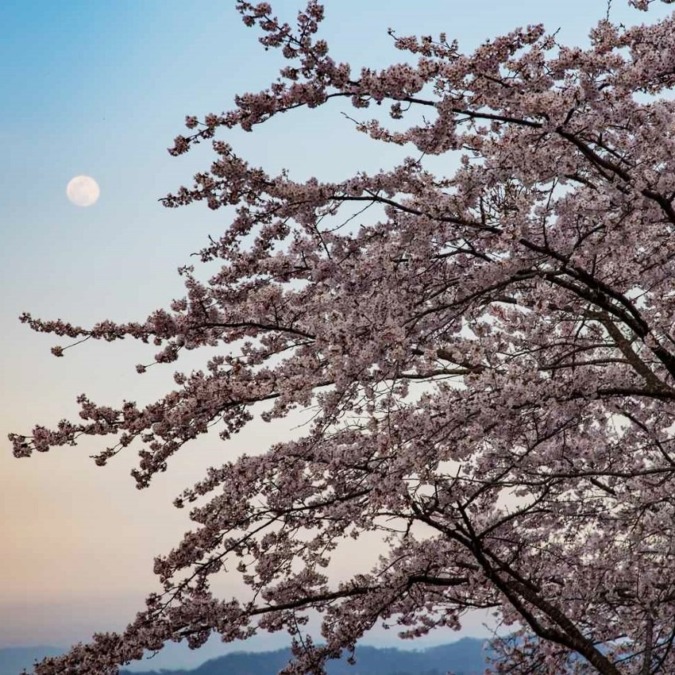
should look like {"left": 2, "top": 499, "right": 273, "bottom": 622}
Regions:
{"left": 119, "top": 638, "right": 487, "bottom": 675}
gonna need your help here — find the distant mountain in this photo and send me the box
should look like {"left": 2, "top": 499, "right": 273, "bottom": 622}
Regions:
{"left": 119, "top": 638, "right": 487, "bottom": 675}
{"left": 2, "top": 638, "right": 487, "bottom": 675}
{"left": 0, "top": 646, "right": 64, "bottom": 675}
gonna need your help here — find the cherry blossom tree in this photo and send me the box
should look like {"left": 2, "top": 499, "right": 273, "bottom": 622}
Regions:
{"left": 12, "top": 0, "right": 675, "bottom": 672}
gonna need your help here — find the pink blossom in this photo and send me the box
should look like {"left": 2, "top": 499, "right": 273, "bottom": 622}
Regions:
{"left": 14, "top": 1, "right": 675, "bottom": 673}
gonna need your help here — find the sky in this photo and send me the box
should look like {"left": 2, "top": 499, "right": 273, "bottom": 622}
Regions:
{"left": 2, "top": 0, "right": 674, "bottom": 670}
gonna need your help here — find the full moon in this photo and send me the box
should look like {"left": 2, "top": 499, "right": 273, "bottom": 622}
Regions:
{"left": 66, "top": 175, "right": 100, "bottom": 207}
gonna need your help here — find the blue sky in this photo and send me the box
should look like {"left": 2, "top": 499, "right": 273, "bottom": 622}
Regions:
{"left": 2, "top": 0, "right": 673, "bottom": 669}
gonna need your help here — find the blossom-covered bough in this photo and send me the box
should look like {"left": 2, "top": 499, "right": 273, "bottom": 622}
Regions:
{"left": 12, "top": 1, "right": 675, "bottom": 672}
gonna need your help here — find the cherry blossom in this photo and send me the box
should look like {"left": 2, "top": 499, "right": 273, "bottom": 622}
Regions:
{"left": 12, "top": 1, "right": 675, "bottom": 672}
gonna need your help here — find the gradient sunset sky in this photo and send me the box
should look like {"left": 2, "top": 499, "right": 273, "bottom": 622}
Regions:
{"left": 2, "top": 0, "right": 673, "bottom": 668}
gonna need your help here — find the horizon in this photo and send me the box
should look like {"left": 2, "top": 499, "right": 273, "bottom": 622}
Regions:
{"left": 1, "top": 635, "right": 490, "bottom": 673}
